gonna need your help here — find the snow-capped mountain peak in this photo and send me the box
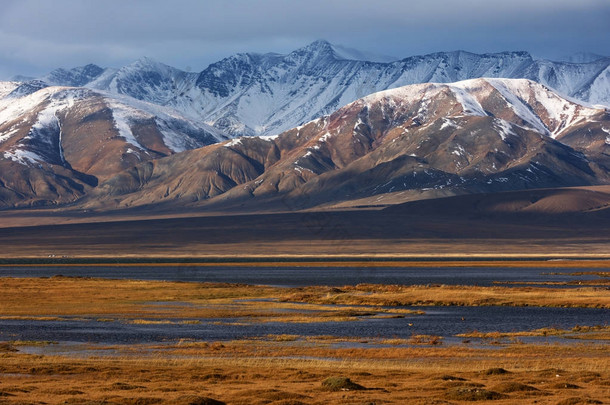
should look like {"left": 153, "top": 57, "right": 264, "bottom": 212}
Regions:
{"left": 43, "top": 64, "right": 105, "bottom": 87}
{"left": 20, "top": 41, "right": 610, "bottom": 139}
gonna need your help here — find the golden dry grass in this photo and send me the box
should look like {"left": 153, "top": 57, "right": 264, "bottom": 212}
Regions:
{"left": 0, "top": 277, "right": 609, "bottom": 404}
{"left": 0, "top": 340, "right": 608, "bottom": 404}
{"left": 1, "top": 277, "right": 608, "bottom": 326}
{"left": 283, "top": 283, "right": 610, "bottom": 308}
{"left": 457, "top": 325, "right": 610, "bottom": 339}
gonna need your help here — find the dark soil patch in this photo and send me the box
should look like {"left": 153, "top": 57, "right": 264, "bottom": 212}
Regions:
{"left": 0, "top": 342, "right": 18, "bottom": 352}
{"left": 556, "top": 398, "right": 603, "bottom": 405}
{"left": 445, "top": 387, "right": 507, "bottom": 401}
{"left": 443, "top": 381, "right": 484, "bottom": 388}
{"left": 439, "top": 375, "right": 466, "bottom": 381}
{"left": 550, "top": 383, "right": 582, "bottom": 389}
{"left": 573, "top": 372, "right": 602, "bottom": 383}
{"left": 491, "top": 382, "right": 539, "bottom": 393}
{"left": 169, "top": 395, "right": 226, "bottom": 405}
{"left": 121, "top": 398, "right": 164, "bottom": 405}
{"left": 269, "top": 401, "right": 308, "bottom": 405}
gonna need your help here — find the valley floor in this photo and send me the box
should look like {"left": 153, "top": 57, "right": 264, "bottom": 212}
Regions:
{"left": 0, "top": 276, "right": 609, "bottom": 404}
{"left": 0, "top": 185, "right": 608, "bottom": 259}
{"left": 0, "top": 187, "right": 608, "bottom": 403}
{"left": 0, "top": 209, "right": 609, "bottom": 260}
{"left": 1, "top": 342, "right": 609, "bottom": 405}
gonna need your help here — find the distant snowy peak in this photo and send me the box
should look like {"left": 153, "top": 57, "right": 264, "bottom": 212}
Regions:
{"left": 283, "top": 39, "right": 396, "bottom": 63}
{"left": 43, "top": 64, "right": 106, "bottom": 87}
{"left": 6, "top": 80, "right": 50, "bottom": 98}
{"left": 0, "top": 81, "right": 19, "bottom": 98}
{"left": 330, "top": 43, "right": 398, "bottom": 63}
{"left": 93, "top": 57, "right": 197, "bottom": 105}
{"left": 190, "top": 44, "right": 608, "bottom": 137}
{"left": 24, "top": 40, "right": 610, "bottom": 138}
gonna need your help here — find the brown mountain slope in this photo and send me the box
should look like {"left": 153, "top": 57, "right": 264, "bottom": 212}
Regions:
{"left": 0, "top": 86, "right": 219, "bottom": 207}
{"left": 87, "top": 79, "right": 610, "bottom": 211}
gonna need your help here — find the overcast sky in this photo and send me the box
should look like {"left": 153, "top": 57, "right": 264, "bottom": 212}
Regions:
{"left": 0, "top": 0, "right": 608, "bottom": 79}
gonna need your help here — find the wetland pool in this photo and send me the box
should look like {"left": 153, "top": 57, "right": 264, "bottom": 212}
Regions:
{"left": 0, "top": 264, "right": 604, "bottom": 287}
{"left": 1, "top": 305, "right": 608, "bottom": 346}
{"left": 1, "top": 265, "right": 608, "bottom": 350}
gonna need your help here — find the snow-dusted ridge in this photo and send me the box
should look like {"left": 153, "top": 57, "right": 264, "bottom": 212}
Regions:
{"left": 0, "top": 83, "right": 223, "bottom": 170}
{"left": 0, "top": 73, "right": 609, "bottom": 209}
{"left": 12, "top": 41, "right": 609, "bottom": 139}
{"left": 221, "top": 78, "right": 608, "bottom": 151}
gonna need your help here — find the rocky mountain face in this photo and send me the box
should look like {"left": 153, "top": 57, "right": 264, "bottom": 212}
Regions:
{"left": 1, "top": 40, "right": 609, "bottom": 212}
{"left": 0, "top": 84, "right": 222, "bottom": 207}
{"left": 19, "top": 40, "right": 610, "bottom": 138}
{"left": 86, "top": 78, "right": 610, "bottom": 211}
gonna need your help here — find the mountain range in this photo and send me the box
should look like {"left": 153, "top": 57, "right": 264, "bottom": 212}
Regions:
{"left": 0, "top": 41, "right": 609, "bottom": 212}
{"left": 85, "top": 78, "right": 610, "bottom": 211}
{"left": 10, "top": 40, "right": 610, "bottom": 138}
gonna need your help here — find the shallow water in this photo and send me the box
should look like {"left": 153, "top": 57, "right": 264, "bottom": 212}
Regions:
{"left": 0, "top": 265, "right": 602, "bottom": 287}
{"left": 1, "top": 306, "right": 607, "bottom": 345}
{"left": 1, "top": 266, "right": 607, "bottom": 348}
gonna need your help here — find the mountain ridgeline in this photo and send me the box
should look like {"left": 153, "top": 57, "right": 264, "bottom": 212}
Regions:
{"left": 14, "top": 40, "right": 610, "bottom": 137}
{"left": 0, "top": 41, "right": 609, "bottom": 211}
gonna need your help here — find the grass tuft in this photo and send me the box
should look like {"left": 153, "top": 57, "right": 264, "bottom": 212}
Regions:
{"left": 445, "top": 387, "right": 508, "bottom": 401}
{"left": 168, "top": 395, "right": 226, "bottom": 405}
{"left": 491, "top": 382, "right": 539, "bottom": 393}
{"left": 482, "top": 367, "right": 510, "bottom": 375}
{"left": 321, "top": 376, "right": 366, "bottom": 391}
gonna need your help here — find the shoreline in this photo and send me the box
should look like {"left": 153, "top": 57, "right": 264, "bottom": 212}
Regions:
{"left": 1, "top": 256, "right": 610, "bottom": 267}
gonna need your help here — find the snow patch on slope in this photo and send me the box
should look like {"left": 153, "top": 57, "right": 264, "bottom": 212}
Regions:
{"left": 603, "top": 127, "right": 610, "bottom": 145}
{"left": 257, "top": 134, "right": 279, "bottom": 141}
{"left": 485, "top": 79, "right": 551, "bottom": 136}
{"left": 449, "top": 81, "right": 487, "bottom": 116}
{"left": 105, "top": 98, "right": 148, "bottom": 151}
{"left": 225, "top": 138, "right": 242, "bottom": 147}
{"left": 3, "top": 149, "right": 43, "bottom": 165}
{"left": 0, "top": 81, "right": 19, "bottom": 99}
{"left": 586, "top": 65, "right": 610, "bottom": 107}
{"left": 494, "top": 119, "right": 514, "bottom": 141}
{"left": 440, "top": 118, "right": 459, "bottom": 130}
{"left": 102, "top": 92, "right": 223, "bottom": 152}
{"left": 1, "top": 87, "right": 85, "bottom": 166}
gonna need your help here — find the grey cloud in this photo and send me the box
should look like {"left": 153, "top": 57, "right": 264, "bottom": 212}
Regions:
{"left": 0, "top": 0, "right": 608, "bottom": 79}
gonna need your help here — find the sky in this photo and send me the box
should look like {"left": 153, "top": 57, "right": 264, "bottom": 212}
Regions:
{"left": 0, "top": 0, "right": 608, "bottom": 79}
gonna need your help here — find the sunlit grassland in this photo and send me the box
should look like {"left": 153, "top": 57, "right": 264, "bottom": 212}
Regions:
{"left": 1, "top": 277, "right": 608, "bottom": 324}
{"left": 0, "top": 340, "right": 608, "bottom": 404}
{"left": 0, "top": 276, "right": 608, "bottom": 404}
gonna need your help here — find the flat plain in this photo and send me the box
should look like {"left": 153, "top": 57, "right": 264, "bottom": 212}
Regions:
{"left": 0, "top": 187, "right": 609, "bottom": 259}
{"left": 0, "top": 187, "right": 609, "bottom": 404}
{"left": 0, "top": 274, "right": 609, "bottom": 404}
